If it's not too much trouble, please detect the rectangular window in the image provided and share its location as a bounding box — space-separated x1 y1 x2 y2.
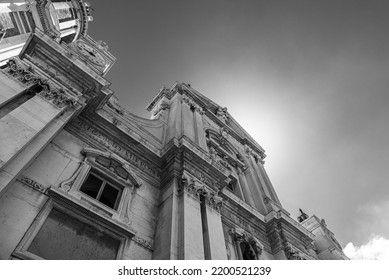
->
27 208 120 260
80 172 123 210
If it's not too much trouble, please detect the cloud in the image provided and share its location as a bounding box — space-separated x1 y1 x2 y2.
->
344 234 389 260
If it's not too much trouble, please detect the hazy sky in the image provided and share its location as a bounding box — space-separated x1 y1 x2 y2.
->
88 0 389 254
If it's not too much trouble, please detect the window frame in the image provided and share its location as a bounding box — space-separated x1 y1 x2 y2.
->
79 171 123 211
12 193 130 260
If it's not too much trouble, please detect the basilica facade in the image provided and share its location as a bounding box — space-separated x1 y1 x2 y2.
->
0 0 348 260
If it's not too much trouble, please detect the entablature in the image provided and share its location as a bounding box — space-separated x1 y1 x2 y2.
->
20 30 113 99
65 117 161 187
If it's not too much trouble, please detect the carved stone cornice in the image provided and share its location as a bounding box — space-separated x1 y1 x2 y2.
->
204 192 224 211
180 173 224 211
2 58 77 109
181 93 204 114
146 86 176 112
69 119 160 180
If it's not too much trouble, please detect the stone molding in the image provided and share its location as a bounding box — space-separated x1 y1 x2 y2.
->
244 144 266 163
132 236 154 251
284 243 309 260
17 176 47 193
70 119 160 179
229 227 264 258
181 93 204 114
180 174 223 211
2 58 77 109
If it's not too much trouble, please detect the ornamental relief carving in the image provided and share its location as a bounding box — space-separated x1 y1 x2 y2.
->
206 129 245 174
71 119 160 179
284 243 309 260
229 227 264 259
215 106 229 124
181 94 204 114
132 236 154 251
182 162 218 190
180 174 223 211
152 100 170 118
221 208 266 241
2 58 77 109
244 144 266 164
18 176 46 193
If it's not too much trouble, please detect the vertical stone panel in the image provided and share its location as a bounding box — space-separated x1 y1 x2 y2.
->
257 163 281 205
0 96 63 168
194 110 208 151
177 192 204 259
152 179 179 260
0 181 47 259
182 103 195 142
0 71 26 107
203 206 227 259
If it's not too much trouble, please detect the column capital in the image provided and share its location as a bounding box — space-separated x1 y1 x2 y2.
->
3 58 78 109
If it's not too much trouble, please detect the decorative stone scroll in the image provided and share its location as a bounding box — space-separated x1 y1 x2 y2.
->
132 236 154 251
3 58 77 109
152 100 170 117
107 95 124 115
18 176 46 193
181 94 204 114
244 144 266 163
181 174 224 211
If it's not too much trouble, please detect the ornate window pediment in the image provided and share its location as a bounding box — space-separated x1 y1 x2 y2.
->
229 227 264 260
206 128 246 171
58 148 141 223
81 148 141 188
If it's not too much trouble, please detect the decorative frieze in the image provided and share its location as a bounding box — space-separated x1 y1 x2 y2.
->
18 176 46 193
221 208 266 240
71 119 160 179
132 236 154 251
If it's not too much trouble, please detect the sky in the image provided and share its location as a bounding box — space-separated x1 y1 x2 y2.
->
87 0 389 259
